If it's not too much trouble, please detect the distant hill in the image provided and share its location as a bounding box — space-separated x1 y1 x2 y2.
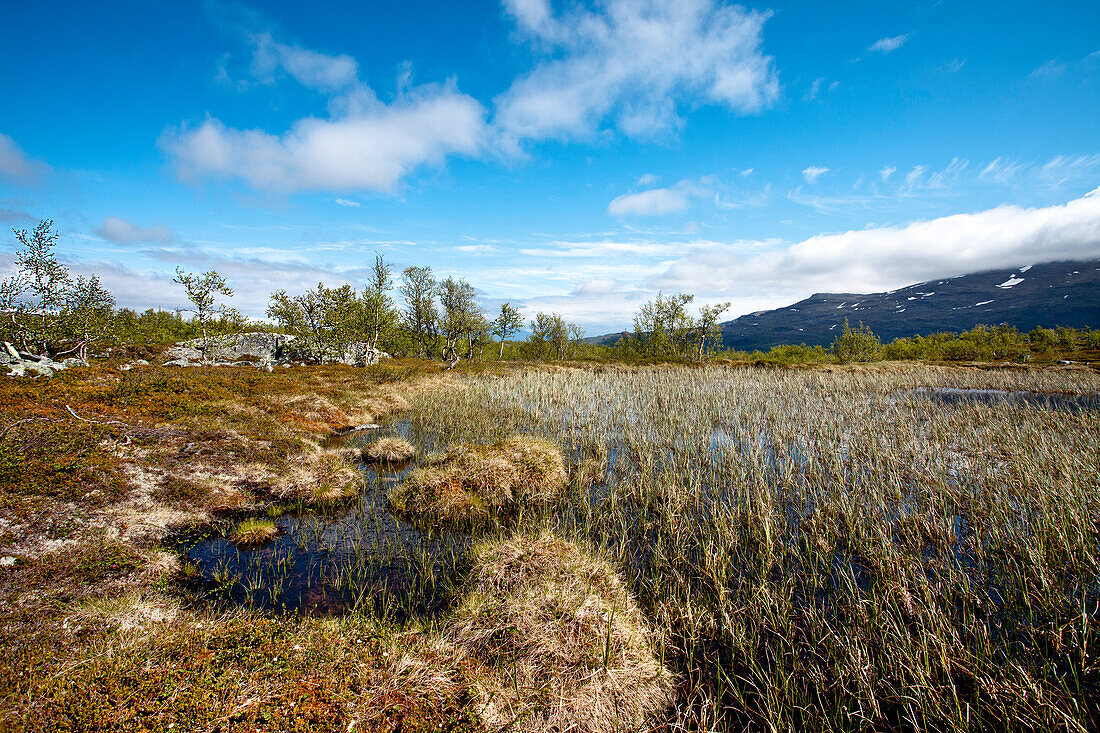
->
591 258 1100 352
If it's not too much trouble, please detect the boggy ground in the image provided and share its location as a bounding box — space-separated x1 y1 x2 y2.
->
0 359 481 731
1 357 1099 731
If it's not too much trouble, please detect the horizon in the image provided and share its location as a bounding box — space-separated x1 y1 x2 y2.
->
1 0 1099 335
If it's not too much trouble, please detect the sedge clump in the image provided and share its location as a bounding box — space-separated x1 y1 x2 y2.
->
361 436 417 463
441 533 673 732
388 436 566 528
231 518 278 547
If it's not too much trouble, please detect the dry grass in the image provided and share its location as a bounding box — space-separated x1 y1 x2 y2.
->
361 436 417 463
440 533 672 732
406 362 1100 730
389 436 567 527
272 448 363 505
231 518 279 547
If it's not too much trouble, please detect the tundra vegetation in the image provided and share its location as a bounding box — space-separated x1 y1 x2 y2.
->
3 221 1098 367
1 220 1099 731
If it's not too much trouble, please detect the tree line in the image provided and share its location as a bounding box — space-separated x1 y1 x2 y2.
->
0 220 592 364
3 220 1097 366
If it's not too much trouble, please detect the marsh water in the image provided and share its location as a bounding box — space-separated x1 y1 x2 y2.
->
176 421 475 616
912 386 1100 411
175 382 1099 615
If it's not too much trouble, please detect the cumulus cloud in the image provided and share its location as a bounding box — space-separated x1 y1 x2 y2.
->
496 0 779 147
655 187 1100 303
802 166 829 183
165 82 485 193
608 187 691 217
869 34 909 53
0 133 50 184
95 216 177 245
166 13 486 194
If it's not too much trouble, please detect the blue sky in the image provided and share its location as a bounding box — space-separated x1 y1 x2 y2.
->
1 0 1098 334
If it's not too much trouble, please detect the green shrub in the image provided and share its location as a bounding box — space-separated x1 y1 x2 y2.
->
832 320 881 363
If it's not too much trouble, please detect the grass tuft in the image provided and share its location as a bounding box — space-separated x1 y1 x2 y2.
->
361 436 417 463
442 533 673 732
389 436 567 528
273 448 363 505
231 518 278 547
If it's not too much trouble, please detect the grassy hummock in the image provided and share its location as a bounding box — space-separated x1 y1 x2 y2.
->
361 436 417 463
441 533 672 732
272 448 363 505
230 518 278 547
388 436 567 527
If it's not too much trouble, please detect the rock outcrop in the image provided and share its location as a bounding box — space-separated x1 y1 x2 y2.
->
164 332 388 368
2 342 87 378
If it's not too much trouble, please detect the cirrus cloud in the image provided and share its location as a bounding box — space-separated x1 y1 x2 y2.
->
869 34 909 53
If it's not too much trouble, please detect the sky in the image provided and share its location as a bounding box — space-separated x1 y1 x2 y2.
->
1 0 1098 335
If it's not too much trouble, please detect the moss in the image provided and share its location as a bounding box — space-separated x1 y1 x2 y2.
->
388 436 567 528
153 474 213 508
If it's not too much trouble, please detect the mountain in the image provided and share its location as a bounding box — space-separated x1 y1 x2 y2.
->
591 258 1100 352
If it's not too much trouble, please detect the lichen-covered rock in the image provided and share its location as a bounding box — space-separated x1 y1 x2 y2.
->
2 341 83 378
164 332 388 367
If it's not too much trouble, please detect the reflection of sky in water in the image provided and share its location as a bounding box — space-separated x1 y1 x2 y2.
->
178 377 1098 616
181 420 470 616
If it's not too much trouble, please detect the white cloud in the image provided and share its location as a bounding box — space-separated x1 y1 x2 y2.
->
455 244 501 255
571 277 619 296
165 82 485 193
334 198 361 207
635 173 659 186
250 32 359 92
976 155 1100 188
879 165 896 182
1038 155 1100 187
655 187 1100 304
944 58 966 74
167 16 486 194
978 157 1025 184
869 34 909 53
802 166 829 183
608 187 691 217
496 0 779 147
0 133 50 183
95 216 177 245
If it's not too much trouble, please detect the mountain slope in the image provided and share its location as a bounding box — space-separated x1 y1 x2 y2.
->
589 258 1100 351
715 259 1099 352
